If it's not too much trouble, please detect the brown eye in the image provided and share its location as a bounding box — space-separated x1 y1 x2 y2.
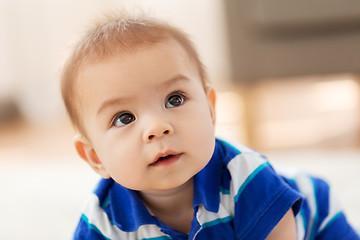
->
112 112 135 127
165 93 185 108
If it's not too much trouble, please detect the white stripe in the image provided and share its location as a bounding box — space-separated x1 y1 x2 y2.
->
196 204 232 227
193 150 267 237
195 192 234 227
318 187 343 232
295 212 306 240
293 174 317 240
82 194 167 240
220 191 235 216
227 153 268 199
192 193 233 240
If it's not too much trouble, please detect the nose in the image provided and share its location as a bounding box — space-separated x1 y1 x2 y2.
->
143 116 174 143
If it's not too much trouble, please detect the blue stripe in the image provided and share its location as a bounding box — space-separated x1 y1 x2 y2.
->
286 178 296 185
220 186 230 195
308 177 319 240
218 139 241 155
81 214 111 240
320 211 342 234
234 162 270 203
300 209 307 233
202 216 233 229
101 196 110 209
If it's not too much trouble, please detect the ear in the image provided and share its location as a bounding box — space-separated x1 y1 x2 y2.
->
74 135 111 179
206 87 216 125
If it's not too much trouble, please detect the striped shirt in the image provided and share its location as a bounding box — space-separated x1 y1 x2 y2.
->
73 139 359 239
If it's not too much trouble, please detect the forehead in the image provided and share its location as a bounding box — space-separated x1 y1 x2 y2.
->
75 39 200 111
78 40 198 88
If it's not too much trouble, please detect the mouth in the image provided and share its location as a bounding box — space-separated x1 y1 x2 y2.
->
150 152 182 167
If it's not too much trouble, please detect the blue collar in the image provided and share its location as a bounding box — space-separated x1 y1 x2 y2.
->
107 139 225 231
193 140 223 213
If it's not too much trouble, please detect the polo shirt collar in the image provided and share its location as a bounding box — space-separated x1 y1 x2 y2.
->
109 139 224 230
193 139 223 213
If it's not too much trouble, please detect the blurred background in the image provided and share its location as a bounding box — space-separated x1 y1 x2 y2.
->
0 0 359 239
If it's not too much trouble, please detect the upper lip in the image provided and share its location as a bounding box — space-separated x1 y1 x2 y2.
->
151 150 180 165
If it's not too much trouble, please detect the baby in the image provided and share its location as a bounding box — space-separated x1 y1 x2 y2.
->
61 12 359 240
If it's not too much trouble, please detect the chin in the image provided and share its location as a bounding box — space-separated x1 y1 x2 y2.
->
158 177 193 191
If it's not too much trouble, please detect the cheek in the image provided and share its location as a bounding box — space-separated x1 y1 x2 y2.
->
186 98 215 130
94 138 134 171
180 101 216 155
99 145 143 187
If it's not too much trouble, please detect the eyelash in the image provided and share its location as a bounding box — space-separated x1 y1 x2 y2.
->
165 91 187 109
110 90 187 128
111 111 135 127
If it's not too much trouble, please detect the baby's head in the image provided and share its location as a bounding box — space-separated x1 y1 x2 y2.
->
61 12 216 191
61 12 209 136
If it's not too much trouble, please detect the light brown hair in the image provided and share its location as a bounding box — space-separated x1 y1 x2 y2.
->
61 12 208 135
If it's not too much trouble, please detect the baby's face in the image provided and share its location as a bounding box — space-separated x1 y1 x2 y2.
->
76 40 216 192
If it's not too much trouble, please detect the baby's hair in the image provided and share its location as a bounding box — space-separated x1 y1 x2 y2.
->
61 11 208 135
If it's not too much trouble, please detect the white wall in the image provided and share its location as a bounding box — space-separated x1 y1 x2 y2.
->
0 0 231 125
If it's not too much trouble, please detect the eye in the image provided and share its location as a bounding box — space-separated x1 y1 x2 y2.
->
165 92 185 108
112 112 136 127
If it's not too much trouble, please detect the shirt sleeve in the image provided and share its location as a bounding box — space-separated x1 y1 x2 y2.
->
73 214 109 240
227 152 303 240
285 173 360 240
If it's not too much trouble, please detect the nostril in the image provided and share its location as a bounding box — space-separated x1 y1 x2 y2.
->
146 129 172 141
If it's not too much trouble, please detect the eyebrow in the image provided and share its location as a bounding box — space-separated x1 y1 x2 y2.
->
160 74 190 89
97 97 129 116
96 74 190 116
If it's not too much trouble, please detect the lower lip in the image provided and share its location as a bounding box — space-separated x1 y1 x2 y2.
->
150 154 182 167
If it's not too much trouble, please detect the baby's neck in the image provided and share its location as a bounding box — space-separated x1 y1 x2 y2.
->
139 178 194 233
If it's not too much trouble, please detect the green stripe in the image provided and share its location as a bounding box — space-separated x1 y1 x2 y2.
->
234 162 270 203
202 215 233 229
81 214 111 240
218 139 241 155
299 209 308 234
308 178 319 240
320 211 342 234
220 186 230 195
142 236 172 240
101 196 111 209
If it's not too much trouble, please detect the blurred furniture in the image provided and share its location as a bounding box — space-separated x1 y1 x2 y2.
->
224 0 360 83
223 1 360 149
